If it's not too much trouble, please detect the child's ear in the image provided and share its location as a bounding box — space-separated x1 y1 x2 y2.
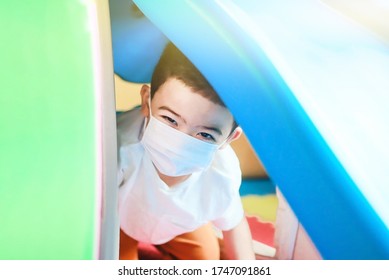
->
140 84 151 117
220 127 243 149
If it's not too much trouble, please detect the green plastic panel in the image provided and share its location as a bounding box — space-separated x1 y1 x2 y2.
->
0 1 98 259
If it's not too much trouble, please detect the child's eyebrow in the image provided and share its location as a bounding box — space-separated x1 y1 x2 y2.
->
158 106 186 123
199 126 223 136
159 105 223 136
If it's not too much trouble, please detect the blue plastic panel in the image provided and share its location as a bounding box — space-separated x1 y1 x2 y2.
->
109 0 168 83
132 0 389 259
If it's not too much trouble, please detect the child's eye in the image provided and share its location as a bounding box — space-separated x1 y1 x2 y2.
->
162 116 178 126
197 132 216 142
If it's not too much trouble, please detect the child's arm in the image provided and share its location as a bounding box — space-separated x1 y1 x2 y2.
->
222 217 256 260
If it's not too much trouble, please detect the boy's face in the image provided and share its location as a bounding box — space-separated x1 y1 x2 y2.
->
141 78 241 145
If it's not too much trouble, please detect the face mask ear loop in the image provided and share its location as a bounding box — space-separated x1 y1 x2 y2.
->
147 95 152 118
218 127 238 149
141 95 153 139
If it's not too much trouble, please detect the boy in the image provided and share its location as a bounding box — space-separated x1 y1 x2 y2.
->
117 43 255 260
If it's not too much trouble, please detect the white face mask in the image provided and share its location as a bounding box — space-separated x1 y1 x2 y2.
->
140 102 227 177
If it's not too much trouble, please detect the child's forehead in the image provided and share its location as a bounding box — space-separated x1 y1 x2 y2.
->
154 78 219 105
154 77 221 101
152 81 235 132
155 80 222 107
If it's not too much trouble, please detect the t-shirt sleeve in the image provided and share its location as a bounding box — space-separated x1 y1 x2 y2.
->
210 145 245 231
212 190 245 231
117 163 124 187
116 107 144 188
116 132 125 188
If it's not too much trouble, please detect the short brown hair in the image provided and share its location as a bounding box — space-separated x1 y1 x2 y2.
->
150 43 238 131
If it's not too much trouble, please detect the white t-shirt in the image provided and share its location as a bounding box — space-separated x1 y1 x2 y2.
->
117 108 244 244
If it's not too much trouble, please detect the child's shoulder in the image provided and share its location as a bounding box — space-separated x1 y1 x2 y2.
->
214 145 240 169
207 145 242 187
117 107 145 146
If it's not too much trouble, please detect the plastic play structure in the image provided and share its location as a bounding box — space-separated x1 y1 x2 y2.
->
1 0 388 259
0 0 117 259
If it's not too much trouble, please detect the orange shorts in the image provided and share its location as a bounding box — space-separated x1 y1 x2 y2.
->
120 223 225 260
